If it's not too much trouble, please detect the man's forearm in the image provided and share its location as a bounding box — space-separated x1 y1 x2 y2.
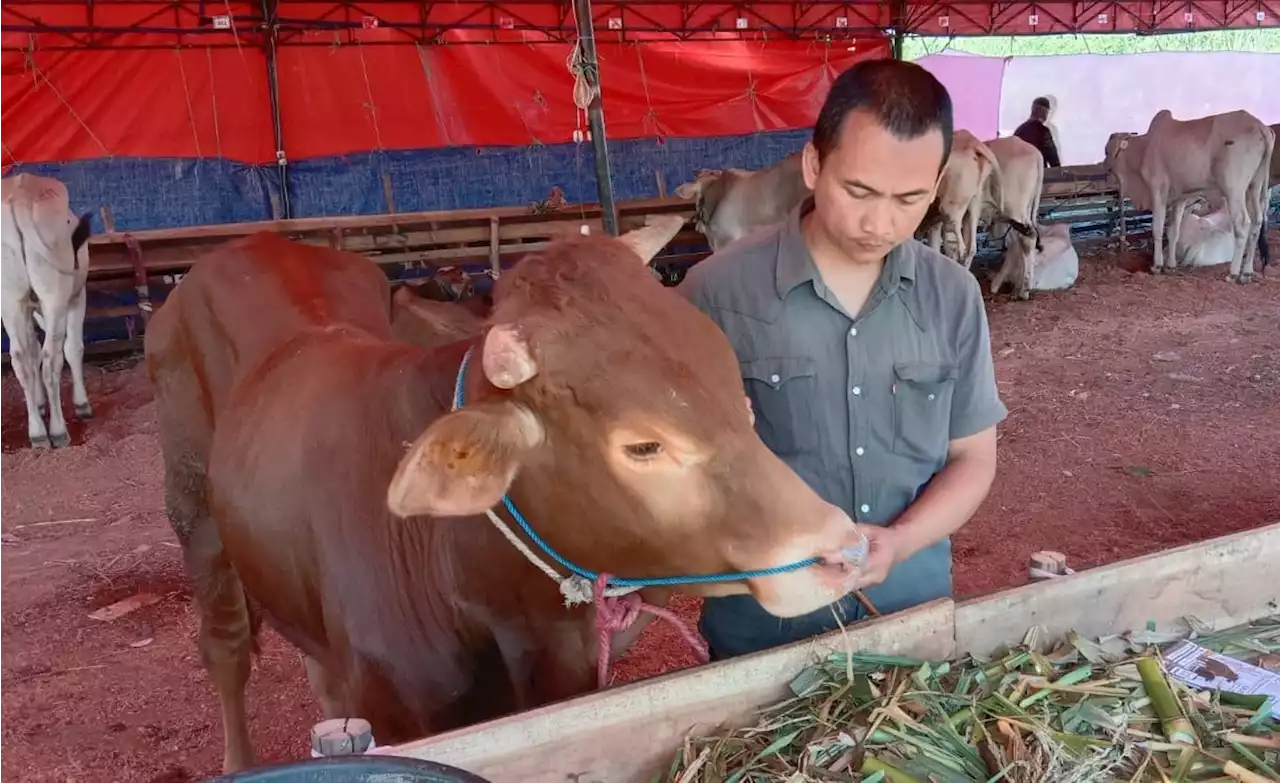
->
888 429 998 560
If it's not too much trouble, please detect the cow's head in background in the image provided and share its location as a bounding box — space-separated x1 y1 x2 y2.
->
1103 132 1153 211
676 168 733 235
387 216 866 618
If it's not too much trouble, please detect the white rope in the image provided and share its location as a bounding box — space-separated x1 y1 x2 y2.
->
174 48 203 159
565 42 599 112
356 40 386 151
23 48 111 156
450 374 640 606
205 48 224 158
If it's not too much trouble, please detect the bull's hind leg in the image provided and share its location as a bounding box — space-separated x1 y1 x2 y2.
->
172 475 258 772
154 350 257 772
1 290 51 448
303 655 346 719
32 295 72 447
64 285 92 419
1223 188 1251 284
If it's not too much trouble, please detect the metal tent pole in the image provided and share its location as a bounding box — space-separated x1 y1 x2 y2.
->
890 0 906 59
571 0 618 236
262 0 292 218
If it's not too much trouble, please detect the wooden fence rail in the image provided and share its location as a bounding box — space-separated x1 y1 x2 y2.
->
4 164 1148 362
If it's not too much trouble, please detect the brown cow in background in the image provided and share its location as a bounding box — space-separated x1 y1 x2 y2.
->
147 221 869 772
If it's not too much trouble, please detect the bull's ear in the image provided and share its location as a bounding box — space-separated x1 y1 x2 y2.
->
387 402 544 518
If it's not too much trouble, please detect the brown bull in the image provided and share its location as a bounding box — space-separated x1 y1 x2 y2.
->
147 222 867 773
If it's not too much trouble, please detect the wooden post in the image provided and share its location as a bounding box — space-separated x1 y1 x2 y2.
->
488 216 501 278
382 172 398 215
1117 180 1128 256
655 171 667 199
99 205 116 233
123 235 154 325
1029 550 1071 582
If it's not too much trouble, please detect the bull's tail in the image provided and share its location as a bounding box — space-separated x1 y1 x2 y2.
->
1255 125 1275 271
973 141 1004 218
71 212 93 256
1030 161 1045 251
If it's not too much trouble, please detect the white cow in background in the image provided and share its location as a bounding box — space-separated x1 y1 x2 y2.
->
1104 109 1273 282
2 174 95 448
984 135 1045 299
1170 193 1239 268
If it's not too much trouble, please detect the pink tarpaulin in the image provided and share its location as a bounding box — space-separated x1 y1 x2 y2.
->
916 53 1009 142
997 51 1280 166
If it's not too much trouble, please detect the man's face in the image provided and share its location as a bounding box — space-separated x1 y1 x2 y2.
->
802 108 944 265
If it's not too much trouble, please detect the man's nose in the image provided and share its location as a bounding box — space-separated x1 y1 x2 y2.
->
859 198 896 239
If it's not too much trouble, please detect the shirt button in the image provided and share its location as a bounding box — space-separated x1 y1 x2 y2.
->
860 503 871 514
770 374 780 383
851 386 862 396
928 393 936 401
849 327 858 337
855 446 865 456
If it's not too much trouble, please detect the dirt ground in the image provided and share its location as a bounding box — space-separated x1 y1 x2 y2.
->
3 249 1278 782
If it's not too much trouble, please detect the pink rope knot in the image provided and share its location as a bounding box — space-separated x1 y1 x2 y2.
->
592 573 710 689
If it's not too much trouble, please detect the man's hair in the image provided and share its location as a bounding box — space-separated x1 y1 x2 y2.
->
1032 96 1052 110
812 58 953 169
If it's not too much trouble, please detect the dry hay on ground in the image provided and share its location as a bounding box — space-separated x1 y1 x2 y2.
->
2 251 1277 782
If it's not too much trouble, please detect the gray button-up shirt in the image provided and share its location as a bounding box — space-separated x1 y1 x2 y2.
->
679 200 1007 658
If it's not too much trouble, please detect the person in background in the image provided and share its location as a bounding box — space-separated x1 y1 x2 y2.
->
678 59 1006 660
1013 96 1062 168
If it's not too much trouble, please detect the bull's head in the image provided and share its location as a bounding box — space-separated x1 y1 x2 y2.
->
386 216 865 618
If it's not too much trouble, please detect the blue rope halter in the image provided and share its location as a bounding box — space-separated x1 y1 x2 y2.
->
453 345 854 591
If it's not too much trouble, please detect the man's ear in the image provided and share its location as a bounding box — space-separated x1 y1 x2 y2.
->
387 403 544 518
801 141 821 191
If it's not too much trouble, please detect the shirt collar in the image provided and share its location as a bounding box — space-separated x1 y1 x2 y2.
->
774 197 918 301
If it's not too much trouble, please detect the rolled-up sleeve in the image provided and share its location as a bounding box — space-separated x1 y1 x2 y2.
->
949 276 1007 440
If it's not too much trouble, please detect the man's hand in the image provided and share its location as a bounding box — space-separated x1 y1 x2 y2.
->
852 426 1000 591
851 523 906 590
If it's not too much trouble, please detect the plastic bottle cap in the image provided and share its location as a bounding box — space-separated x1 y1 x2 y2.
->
310 718 374 756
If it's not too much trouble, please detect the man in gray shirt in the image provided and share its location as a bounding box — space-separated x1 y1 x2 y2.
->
679 59 1007 659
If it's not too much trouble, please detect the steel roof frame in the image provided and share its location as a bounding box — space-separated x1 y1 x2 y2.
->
4 1 1278 50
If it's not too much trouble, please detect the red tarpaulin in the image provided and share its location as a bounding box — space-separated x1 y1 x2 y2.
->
2 40 884 164
3 1 1278 166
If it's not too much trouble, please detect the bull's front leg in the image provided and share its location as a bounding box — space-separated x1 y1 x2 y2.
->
1149 189 1169 274
962 204 981 270
1165 201 1187 271
928 221 943 254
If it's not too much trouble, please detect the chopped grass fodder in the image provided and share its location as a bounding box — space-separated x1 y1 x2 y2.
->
663 616 1279 782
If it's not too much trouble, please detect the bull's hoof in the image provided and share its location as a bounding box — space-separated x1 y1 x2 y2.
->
50 430 71 448
1237 272 1254 285
31 435 52 450
1151 266 1164 275
1226 273 1239 283
75 403 93 420
1018 290 1031 301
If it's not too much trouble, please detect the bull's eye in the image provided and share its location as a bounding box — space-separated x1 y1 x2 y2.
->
623 441 664 460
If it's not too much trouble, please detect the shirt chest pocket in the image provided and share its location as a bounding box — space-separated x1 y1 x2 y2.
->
892 361 958 464
741 357 818 457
